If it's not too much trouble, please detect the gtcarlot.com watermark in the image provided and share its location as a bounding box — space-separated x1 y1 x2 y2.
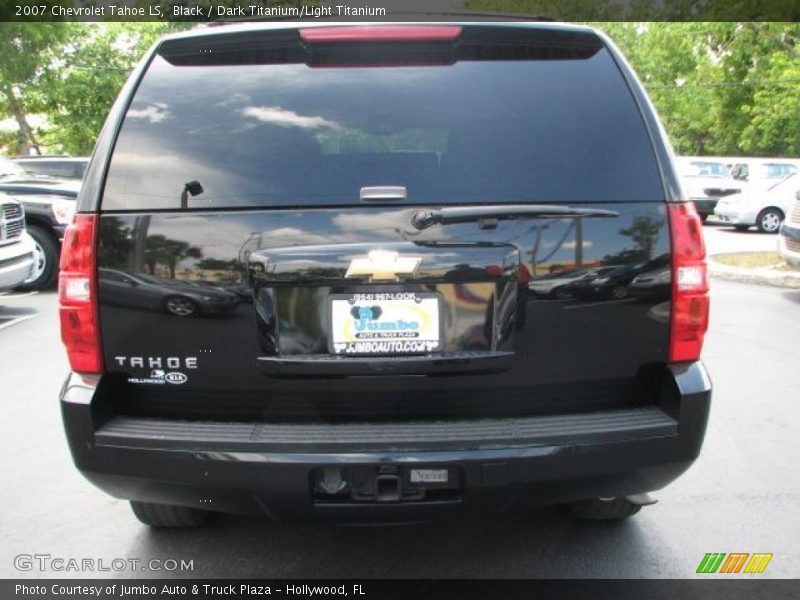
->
14 553 194 573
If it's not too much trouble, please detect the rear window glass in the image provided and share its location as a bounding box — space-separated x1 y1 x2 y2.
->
733 162 797 180
683 161 729 178
764 163 797 178
102 35 663 210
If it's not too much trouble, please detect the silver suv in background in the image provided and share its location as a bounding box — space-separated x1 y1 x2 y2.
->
675 156 740 222
0 156 79 290
0 195 36 293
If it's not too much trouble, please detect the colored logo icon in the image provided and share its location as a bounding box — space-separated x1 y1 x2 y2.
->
696 553 773 574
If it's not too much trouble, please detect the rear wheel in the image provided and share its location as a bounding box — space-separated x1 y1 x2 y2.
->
17 225 58 291
734 225 750 232
756 208 783 233
163 295 198 317
610 285 629 300
550 286 572 300
567 497 643 520
130 501 211 528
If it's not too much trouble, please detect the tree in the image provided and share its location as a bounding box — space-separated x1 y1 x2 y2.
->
144 234 202 278
196 258 241 271
38 23 179 155
464 4 800 157
595 22 800 157
98 217 133 269
738 32 800 155
0 23 73 154
0 21 184 156
619 215 664 261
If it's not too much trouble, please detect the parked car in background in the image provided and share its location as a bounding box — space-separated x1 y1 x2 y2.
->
99 268 240 317
715 171 797 233
778 189 800 267
0 196 37 293
628 257 672 300
527 267 597 298
0 156 80 289
11 156 90 181
674 156 740 222
529 266 618 299
560 262 644 300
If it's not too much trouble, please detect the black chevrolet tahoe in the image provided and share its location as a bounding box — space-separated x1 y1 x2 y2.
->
59 22 711 528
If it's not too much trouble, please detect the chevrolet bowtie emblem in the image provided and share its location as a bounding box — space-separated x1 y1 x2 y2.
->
345 250 422 281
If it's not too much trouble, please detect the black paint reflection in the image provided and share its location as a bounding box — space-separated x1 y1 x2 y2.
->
98 268 239 317
248 242 519 356
525 213 668 303
528 267 604 299
96 203 674 398
556 257 669 301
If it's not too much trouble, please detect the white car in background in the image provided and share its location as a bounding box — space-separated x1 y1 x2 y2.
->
715 172 797 233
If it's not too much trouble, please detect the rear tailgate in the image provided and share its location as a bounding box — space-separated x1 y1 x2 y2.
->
94 24 674 422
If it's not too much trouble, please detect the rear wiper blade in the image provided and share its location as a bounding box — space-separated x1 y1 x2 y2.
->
411 204 619 230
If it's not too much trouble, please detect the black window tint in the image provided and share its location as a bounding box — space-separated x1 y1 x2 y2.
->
102 44 663 210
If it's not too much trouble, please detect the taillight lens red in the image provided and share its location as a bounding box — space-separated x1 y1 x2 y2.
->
300 25 462 44
58 214 103 373
668 202 709 363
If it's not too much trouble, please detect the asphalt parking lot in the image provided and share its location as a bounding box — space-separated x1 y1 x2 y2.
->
0 225 797 579
702 220 782 255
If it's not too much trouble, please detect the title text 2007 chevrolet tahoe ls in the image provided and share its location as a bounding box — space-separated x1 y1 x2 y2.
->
59 22 711 527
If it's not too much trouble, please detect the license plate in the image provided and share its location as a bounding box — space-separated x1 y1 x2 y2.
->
410 469 449 483
328 291 442 355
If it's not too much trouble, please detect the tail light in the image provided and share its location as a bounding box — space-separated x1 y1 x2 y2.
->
59 214 103 373
667 202 709 363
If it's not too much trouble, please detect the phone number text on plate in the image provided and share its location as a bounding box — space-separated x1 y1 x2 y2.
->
350 292 421 302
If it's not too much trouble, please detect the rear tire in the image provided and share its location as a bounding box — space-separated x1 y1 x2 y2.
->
610 285 629 300
567 497 643 520
734 225 750 231
17 225 58 291
163 295 198 317
130 501 211 528
756 208 783 233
